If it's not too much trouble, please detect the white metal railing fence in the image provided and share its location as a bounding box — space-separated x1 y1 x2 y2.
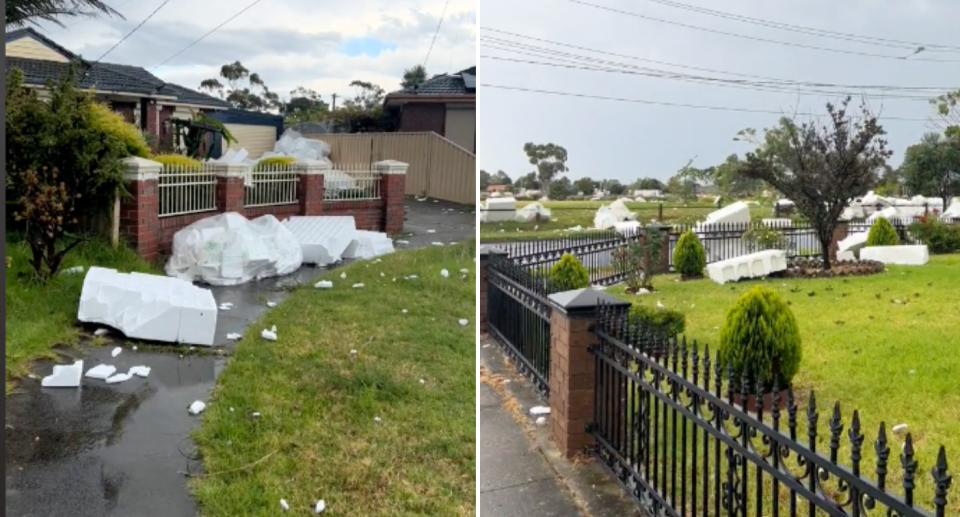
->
244 163 299 207
159 164 218 217
325 164 381 202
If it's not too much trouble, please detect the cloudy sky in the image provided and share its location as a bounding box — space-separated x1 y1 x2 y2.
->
34 0 475 105
478 0 960 185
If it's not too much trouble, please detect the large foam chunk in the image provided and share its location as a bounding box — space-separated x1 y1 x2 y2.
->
78 267 217 346
343 230 395 260
283 216 358 265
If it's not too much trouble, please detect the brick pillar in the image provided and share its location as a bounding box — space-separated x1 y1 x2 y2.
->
374 160 408 234
119 157 162 261
547 289 631 458
294 159 330 216
210 163 248 214
478 246 508 334
145 101 160 138
829 222 849 261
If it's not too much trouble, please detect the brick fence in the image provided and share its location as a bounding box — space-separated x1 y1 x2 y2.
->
119 157 407 262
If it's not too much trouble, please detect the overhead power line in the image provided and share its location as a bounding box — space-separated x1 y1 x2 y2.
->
480 83 931 122
423 0 451 68
556 0 960 63
149 0 265 72
634 0 960 53
91 0 171 64
478 29 956 92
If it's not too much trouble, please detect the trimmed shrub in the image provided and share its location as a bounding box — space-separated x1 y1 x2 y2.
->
741 225 787 251
88 102 151 158
910 216 960 254
152 154 203 168
549 253 590 291
672 230 706 278
719 286 802 392
255 156 297 171
629 303 685 343
866 217 899 246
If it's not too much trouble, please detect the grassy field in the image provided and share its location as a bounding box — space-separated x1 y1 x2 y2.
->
4 236 158 393
191 242 476 517
479 200 776 242
609 254 960 513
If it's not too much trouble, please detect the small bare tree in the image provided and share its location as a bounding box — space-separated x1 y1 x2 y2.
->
736 97 892 269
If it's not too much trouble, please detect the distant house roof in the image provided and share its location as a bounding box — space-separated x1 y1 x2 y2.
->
5 28 230 109
486 184 507 192
384 66 476 105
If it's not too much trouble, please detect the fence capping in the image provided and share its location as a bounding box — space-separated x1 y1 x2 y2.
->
293 159 332 175
207 162 248 178
478 245 509 258
548 288 631 317
372 160 409 175
122 156 161 182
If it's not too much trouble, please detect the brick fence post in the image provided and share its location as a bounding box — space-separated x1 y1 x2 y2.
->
546 289 632 458
295 159 330 216
374 160 408 234
830 222 849 261
478 245 508 334
210 162 248 214
119 157 162 261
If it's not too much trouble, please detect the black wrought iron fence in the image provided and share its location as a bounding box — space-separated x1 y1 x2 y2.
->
588 302 953 517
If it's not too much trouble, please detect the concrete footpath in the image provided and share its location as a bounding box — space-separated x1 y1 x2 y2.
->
478 339 644 517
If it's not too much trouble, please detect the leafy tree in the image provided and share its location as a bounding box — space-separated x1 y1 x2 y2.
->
6 0 123 28
548 177 572 200
665 174 697 202
490 170 512 186
200 61 281 112
931 90 960 132
282 87 329 123
523 142 568 189
632 177 665 191
900 132 960 211
479 169 491 191
401 65 428 89
712 154 762 198
574 177 596 195
607 180 626 196
514 172 540 191
328 80 397 133
736 97 891 269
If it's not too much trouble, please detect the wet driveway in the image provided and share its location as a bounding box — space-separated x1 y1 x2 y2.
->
4 198 475 517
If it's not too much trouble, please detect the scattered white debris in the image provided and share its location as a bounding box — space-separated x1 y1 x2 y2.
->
892 424 909 435
266 301 277 308
262 328 278 341
432 242 444 246
280 499 290 511
458 319 469 326
314 280 333 289
229 407 234 412
93 328 110 337
85 364 117 380
63 265 85 274
252 412 261 418
656 301 665 309
315 499 326 513
402 309 408 314
188 401 206 415
111 347 122 358
535 416 547 425
440 269 449 278
340 272 347 279
481 344 491 348
132 346 138 351
460 269 469 274
419 378 426 384
530 406 551 415
427 229 437 233
396 240 409 245
219 303 233 311
226 333 242 340
105 372 132 384
129 365 151 378
352 283 364 288
374 416 382 423
380 272 385 277
349 349 358 356
409 275 419 279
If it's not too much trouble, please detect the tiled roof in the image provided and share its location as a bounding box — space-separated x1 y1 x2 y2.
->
386 66 477 98
5 28 230 108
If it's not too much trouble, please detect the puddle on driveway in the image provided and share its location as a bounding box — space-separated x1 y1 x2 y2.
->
4 266 322 517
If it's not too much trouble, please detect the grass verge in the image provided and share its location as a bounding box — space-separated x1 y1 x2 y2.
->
4 236 159 393
610 254 960 513
191 241 476 517
480 200 775 242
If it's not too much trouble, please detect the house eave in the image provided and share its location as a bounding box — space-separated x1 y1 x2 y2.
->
384 94 476 106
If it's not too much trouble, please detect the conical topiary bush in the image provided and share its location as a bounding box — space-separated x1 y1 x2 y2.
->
866 216 900 247
672 230 706 279
549 253 590 291
719 286 802 393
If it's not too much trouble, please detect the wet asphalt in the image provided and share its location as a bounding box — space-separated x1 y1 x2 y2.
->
4 199 475 517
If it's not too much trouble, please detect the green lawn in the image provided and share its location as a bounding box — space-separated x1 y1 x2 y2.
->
611 254 960 513
191 242 476 517
479 200 775 242
4 236 158 393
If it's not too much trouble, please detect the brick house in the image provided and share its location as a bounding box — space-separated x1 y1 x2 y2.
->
383 66 476 153
5 28 231 147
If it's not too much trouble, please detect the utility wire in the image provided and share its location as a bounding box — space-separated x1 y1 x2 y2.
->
149 0 265 72
90 0 171 64
478 29 955 92
556 0 960 63
634 0 960 52
480 83 931 121
423 0 451 68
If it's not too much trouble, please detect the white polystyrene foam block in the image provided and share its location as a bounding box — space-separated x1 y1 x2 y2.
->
704 201 751 224
707 250 787 285
860 245 929 266
343 230 395 260
481 197 516 222
77 267 217 346
284 216 358 265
